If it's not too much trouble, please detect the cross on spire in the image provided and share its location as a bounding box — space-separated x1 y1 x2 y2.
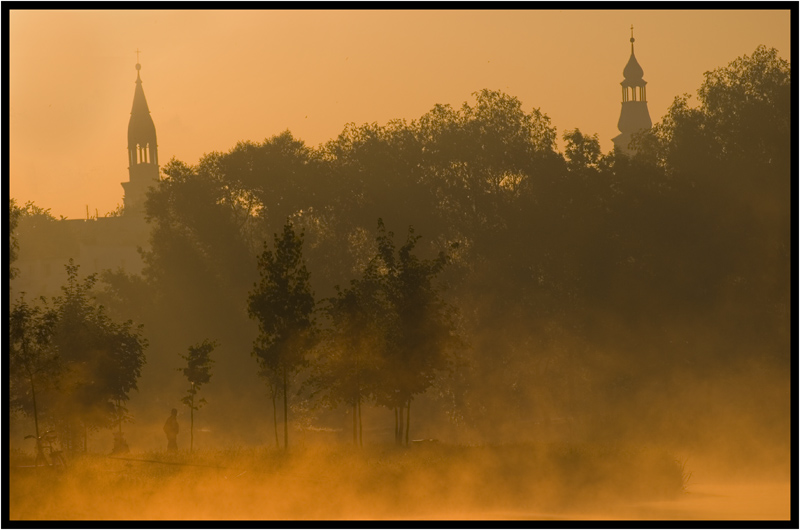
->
136 48 141 63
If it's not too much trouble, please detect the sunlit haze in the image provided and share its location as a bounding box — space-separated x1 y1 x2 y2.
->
8 8 792 522
9 9 789 219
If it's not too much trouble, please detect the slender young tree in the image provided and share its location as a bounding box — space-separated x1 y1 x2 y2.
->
179 340 216 453
9 199 22 281
9 295 60 460
50 260 147 453
312 273 387 447
248 221 316 450
369 219 459 445
106 317 149 451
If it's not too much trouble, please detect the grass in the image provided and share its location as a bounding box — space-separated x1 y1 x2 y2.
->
8 441 688 520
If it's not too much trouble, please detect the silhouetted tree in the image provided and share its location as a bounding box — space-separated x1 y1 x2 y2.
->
415 89 561 240
311 272 387 446
179 339 216 453
73 46 787 449
248 221 316 450
11 202 62 286
698 45 790 171
620 46 790 329
139 132 327 435
9 294 60 454
9 199 22 281
50 261 147 452
322 120 430 235
144 158 257 341
563 129 602 173
369 220 458 445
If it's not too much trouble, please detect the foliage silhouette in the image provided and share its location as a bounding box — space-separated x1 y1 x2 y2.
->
50 261 147 452
9 199 22 280
19 45 785 449
179 339 216 453
311 271 387 447
248 221 316 450
367 219 459 445
9 294 60 455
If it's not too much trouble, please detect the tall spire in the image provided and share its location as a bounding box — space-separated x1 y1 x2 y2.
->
122 54 159 215
130 57 152 120
612 28 652 154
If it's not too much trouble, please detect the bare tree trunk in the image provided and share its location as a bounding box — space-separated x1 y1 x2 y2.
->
405 399 410 446
352 401 358 445
117 399 123 436
29 374 43 464
358 396 363 448
354 362 359 446
356 356 362 448
397 406 405 446
282 365 288 451
272 389 279 449
190 390 194 453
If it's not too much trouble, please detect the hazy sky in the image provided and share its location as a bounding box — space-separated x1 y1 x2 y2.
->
9 9 790 219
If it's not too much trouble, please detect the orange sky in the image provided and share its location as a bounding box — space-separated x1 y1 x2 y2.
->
9 9 790 220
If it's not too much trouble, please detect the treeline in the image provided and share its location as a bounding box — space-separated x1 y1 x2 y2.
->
9 260 146 453
10 46 790 451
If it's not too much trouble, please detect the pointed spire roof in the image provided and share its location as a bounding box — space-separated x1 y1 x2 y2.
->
622 25 645 84
131 64 151 114
128 60 157 147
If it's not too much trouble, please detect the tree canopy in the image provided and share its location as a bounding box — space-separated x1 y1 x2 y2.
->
248 221 316 449
15 45 786 450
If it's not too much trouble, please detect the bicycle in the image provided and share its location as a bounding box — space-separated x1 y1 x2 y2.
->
24 430 67 468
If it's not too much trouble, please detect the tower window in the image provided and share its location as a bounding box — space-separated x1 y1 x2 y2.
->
134 144 150 164
622 86 646 103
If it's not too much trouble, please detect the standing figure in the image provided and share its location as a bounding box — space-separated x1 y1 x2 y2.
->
163 408 179 452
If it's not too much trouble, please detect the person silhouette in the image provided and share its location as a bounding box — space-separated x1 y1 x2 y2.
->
163 408 179 452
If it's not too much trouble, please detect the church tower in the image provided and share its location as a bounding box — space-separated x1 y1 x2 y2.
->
612 27 652 153
122 58 159 215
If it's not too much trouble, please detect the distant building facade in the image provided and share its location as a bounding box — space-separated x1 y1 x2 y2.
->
612 28 653 153
13 62 159 297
